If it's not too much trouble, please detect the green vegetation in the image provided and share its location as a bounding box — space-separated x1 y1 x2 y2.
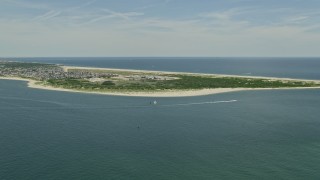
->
67 68 159 76
1 61 319 93
46 79 116 90
45 74 319 92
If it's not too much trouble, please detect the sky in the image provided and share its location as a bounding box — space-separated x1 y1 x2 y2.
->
0 0 320 57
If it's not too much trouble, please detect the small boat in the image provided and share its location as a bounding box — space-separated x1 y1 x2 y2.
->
153 100 157 105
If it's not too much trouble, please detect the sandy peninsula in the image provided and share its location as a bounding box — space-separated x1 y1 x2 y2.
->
0 76 241 96
62 66 320 83
1 65 320 97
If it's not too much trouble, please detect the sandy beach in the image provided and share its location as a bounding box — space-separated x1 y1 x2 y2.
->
1 75 320 97
62 66 320 83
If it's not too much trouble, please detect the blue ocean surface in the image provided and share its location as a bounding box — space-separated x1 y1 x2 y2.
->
1 58 320 179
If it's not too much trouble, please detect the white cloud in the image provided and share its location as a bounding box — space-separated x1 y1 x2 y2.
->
101 9 144 20
32 10 62 21
286 16 309 22
1 2 320 57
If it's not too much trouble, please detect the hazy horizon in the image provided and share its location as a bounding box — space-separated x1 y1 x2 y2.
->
2 56 320 58
1 0 320 57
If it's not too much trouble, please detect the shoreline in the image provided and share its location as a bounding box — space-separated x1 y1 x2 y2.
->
1 76 320 97
62 66 320 83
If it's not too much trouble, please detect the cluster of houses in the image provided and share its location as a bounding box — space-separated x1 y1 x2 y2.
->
0 62 118 81
0 61 173 82
126 75 169 81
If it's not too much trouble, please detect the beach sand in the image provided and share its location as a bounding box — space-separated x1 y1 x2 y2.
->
2 65 320 97
1 76 320 97
62 66 320 83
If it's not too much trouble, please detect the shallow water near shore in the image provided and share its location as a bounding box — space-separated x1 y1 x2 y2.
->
1 58 320 179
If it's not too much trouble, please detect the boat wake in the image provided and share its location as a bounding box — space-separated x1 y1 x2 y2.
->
0 99 238 110
159 100 237 107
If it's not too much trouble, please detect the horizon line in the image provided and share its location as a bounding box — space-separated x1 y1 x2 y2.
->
1 56 320 59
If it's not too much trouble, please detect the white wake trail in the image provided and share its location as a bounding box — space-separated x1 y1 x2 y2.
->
159 100 237 107
0 99 238 110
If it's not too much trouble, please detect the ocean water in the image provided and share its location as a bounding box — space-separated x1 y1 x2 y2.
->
1 58 320 179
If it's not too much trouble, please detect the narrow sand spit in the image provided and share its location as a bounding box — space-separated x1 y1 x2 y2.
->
1 76 320 97
62 65 320 83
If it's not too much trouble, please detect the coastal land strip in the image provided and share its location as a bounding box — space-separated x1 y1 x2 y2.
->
1 61 320 97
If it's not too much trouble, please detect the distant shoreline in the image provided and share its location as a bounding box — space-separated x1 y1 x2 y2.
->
62 66 320 83
1 65 320 97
